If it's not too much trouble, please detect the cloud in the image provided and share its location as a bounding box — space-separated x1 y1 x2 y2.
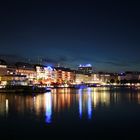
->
0 54 27 64
101 61 128 67
93 56 140 71
40 56 73 67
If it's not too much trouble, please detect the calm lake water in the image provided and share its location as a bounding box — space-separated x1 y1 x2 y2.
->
0 87 140 140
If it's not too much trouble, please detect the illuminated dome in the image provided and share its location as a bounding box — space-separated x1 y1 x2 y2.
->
79 64 92 67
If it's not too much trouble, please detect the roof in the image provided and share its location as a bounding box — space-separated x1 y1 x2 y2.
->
54 67 74 72
15 62 35 69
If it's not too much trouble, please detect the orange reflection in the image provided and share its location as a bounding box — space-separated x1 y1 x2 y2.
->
0 87 140 122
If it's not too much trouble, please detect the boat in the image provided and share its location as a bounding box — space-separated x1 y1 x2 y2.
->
0 85 51 94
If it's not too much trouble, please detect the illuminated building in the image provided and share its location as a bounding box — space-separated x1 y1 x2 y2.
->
1 75 27 85
0 60 7 85
0 59 7 75
55 67 75 85
98 72 111 83
75 71 101 84
15 62 37 85
88 74 100 83
75 72 89 84
75 72 109 85
1 63 28 85
0 64 27 86
36 65 56 86
78 64 93 75
119 71 140 81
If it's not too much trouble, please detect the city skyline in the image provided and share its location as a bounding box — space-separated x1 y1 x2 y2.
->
0 0 140 72
1 1 140 139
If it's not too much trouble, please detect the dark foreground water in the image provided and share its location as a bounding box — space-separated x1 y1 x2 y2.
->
0 87 140 140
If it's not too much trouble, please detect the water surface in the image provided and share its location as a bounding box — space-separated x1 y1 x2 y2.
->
0 87 140 139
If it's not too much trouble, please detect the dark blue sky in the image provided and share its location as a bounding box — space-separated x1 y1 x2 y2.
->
0 0 140 72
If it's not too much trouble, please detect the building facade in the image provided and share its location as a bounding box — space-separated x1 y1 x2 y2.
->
118 71 140 81
55 67 75 85
0 60 7 85
15 62 37 85
36 65 56 86
78 64 93 75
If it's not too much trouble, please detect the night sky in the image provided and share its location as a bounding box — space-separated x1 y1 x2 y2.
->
0 0 140 72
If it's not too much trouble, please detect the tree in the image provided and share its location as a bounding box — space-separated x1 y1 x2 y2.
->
110 79 115 85
116 80 120 85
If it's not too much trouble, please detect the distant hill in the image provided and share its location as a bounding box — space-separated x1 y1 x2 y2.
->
0 54 36 65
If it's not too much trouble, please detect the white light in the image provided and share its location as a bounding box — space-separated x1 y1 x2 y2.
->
6 99 8 115
0 65 7 68
85 64 92 67
45 93 52 124
79 64 92 67
78 89 82 118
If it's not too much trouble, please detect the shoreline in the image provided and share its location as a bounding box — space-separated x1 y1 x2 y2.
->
0 85 139 94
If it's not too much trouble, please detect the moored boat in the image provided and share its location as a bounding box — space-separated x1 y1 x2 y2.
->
0 85 51 94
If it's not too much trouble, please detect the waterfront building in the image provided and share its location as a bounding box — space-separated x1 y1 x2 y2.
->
75 72 89 84
1 75 27 85
109 73 119 83
98 72 111 83
4 64 28 85
78 64 93 75
119 71 140 81
15 62 37 85
75 73 103 84
89 74 101 83
0 60 7 85
36 65 56 86
55 67 75 85
0 59 7 75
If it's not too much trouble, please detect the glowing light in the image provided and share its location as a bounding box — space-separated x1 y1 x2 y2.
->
85 64 92 67
79 64 92 67
33 97 36 104
6 99 8 115
87 87 92 92
87 89 92 119
0 65 7 68
78 89 82 119
45 92 52 124
46 66 53 71
92 91 97 108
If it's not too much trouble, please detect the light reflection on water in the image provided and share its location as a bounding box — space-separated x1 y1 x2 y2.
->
45 92 52 124
78 89 82 118
5 99 8 116
0 87 140 124
87 88 92 119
